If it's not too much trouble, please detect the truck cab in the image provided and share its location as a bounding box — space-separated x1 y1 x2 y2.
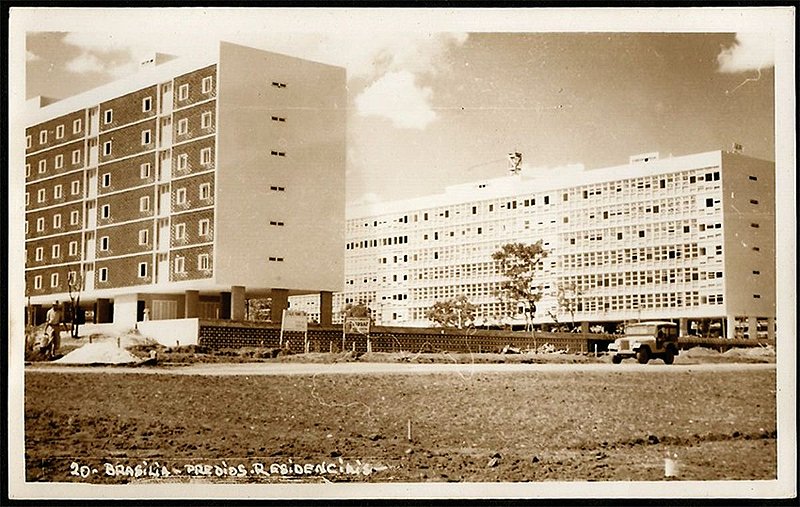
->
608 321 679 364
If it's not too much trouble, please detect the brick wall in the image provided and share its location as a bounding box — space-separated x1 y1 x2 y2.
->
98 152 158 195
26 110 85 155
174 65 217 108
171 172 214 212
26 202 83 240
98 119 157 163
172 137 216 178
170 208 214 248
173 101 216 143
169 244 213 282
95 253 153 289
26 171 84 212
96 219 155 258
26 140 85 184
25 262 82 297
99 85 158 132
97 186 156 225
26 232 83 268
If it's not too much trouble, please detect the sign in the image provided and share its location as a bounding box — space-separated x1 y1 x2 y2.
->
343 318 370 335
281 310 308 332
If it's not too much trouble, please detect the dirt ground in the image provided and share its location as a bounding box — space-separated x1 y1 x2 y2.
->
24 366 776 484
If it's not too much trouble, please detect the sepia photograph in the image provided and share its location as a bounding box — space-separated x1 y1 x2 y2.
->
6 6 796 500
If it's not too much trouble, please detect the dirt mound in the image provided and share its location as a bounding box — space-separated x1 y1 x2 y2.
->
55 341 142 365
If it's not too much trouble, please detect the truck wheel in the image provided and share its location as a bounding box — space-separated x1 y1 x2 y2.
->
636 347 650 364
612 355 622 364
662 350 675 365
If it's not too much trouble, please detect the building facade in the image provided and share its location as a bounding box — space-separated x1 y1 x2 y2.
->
291 149 775 340
24 42 346 329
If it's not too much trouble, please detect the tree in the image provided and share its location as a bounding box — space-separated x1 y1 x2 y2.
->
342 302 372 321
426 295 476 329
492 241 548 330
67 271 84 338
547 282 582 331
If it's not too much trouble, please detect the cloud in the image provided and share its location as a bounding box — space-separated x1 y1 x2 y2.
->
65 52 106 74
26 50 40 61
355 71 438 129
717 33 774 73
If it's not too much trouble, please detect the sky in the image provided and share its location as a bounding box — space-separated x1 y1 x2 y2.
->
21 9 779 208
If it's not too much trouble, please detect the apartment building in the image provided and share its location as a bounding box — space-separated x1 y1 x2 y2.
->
291 149 775 340
24 42 346 330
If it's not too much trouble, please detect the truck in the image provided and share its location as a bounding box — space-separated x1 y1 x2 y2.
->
608 321 679 364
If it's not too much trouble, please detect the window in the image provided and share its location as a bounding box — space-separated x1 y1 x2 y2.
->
103 141 112 156
72 149 81 164
202 76 213 93
142 96 152 112
177 118 188 135
748 175 758 181
101 173 111 187
198 219 210 236
178 84 189 101
201 111 212 128
53 213 61 228
52 244 61 258
269 186 285 192
176 188 187 205
140 162 151 179
99 268 108 282
141 129 151 145
35 247 44 261
270 151 286 157
73 118 82 134
705 198 714 207
25 192 29 206
39 130 47 144
271 81 287 88
271 116 286 122
54 184 63 199
100 236 109 251
139 229 149 245
69 241 78 256
198 254 210 270
175 223 186 239
639 230 645 238
750 223 760 228
70 210 80 225
26 164 31 177
55 154 64 169
544 195 550 205
37 188 46 203
140 195 151 212
56 124 65 139
174 256 186 273
199 182 211 199
177 153 188 170
37 217 45 232
51 273 59 288
38 160 46 173
104 109 113 124
138 262 148 278
200 148 212 165
34 275 43 290
26 135 32 149
71 180 81 195
101 204 110 219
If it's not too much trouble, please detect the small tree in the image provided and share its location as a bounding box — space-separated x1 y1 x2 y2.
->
492 241 548 331
426 295 476 329
67 271 84 338
342 302 372 322
548 282 581 331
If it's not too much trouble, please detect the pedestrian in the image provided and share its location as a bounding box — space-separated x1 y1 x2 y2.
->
45 301 62 358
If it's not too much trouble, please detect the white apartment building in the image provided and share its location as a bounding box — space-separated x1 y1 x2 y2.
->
290 149 775 340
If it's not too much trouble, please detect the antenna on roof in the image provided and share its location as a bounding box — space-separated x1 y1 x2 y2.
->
508 151 523 175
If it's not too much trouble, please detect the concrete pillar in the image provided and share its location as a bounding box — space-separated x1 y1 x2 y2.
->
231 286 246 321
747 316 758 340
320 291 333 326
271 288 289 323
185 290 199 318
679 318 688 337
581 321 590 334
96 298 112 324
768 317 775 341
725 315 736 340
219 292 232 320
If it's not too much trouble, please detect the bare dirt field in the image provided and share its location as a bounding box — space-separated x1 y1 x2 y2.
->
24 363 776 484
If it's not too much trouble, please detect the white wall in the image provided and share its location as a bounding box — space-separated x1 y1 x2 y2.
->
137 318 199 347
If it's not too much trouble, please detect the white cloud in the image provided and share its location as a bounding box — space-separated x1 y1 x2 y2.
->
717 33 774 73
26 50 40 61
355 71 437 130
65 52 106 74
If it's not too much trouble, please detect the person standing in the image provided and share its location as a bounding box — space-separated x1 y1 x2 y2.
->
45 301 62 358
